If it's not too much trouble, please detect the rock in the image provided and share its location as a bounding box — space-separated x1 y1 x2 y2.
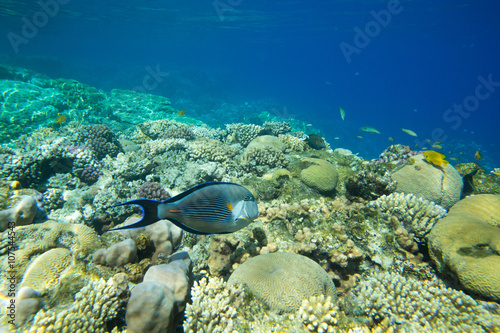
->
125 251 192 333
0 195 38 231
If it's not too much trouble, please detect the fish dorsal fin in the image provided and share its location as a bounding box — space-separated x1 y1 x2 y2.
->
163 181 241 203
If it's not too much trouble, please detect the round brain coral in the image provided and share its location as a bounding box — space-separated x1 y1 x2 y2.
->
391 153 462 209
20 248 72 293
227 252 337 312
427 194 500 301
299 158 338 193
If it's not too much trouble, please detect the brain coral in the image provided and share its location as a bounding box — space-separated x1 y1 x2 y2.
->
427 194 500 301
227 252 337 312
299 158 338 193
20 248 72 293
391 153 462 208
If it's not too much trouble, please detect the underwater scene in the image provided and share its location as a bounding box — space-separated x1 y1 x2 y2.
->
1 0 500 332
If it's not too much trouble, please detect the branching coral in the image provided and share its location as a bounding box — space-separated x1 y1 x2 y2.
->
346 271 500 332
26 273 129 333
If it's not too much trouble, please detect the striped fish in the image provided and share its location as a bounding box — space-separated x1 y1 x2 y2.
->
109 182 259 234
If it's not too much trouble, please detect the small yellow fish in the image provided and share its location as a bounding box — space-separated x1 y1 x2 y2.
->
177 110 186 116
357 135 363 139
401 128 417 137
55 115 67 124
388 137 394 142
334 137 339 140
423 150 449 167
426 139 431 143
339 105 346 121
306 124 312 127
432 144 443 149
475 150 482 160
449 157 460 161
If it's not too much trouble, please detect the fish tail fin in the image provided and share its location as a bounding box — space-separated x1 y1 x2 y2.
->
108 199 161 231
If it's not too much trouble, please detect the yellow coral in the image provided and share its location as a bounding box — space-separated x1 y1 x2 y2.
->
20 248 72 293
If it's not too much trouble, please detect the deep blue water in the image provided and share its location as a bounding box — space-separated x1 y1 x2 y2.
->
1 0 499 168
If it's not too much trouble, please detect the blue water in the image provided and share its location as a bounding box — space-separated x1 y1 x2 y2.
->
1 0 499 167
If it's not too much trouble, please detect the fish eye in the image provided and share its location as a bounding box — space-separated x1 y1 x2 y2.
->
244 195 254 201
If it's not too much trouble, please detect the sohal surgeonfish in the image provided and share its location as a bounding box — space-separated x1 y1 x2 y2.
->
109 182 259 234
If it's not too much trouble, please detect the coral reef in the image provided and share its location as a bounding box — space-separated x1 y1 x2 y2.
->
77 124 123 159
241 136 288 172
187 138 238 163
368 192 447 239
227 252 337 312
1 69 499 332
391 153 463 208
299 158 338 193
262 121 291 136
345 171 396 201
278 133 309 152
25 273 129 333
371 144 420 166
346 271 500 332
20 248 73 293
226 123 261 146
138 181 170 201
428 194 500 301
183 276 245 333
299 295 339 333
